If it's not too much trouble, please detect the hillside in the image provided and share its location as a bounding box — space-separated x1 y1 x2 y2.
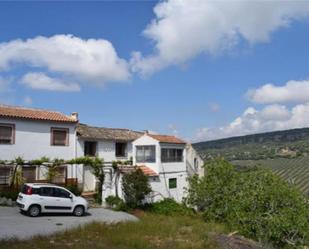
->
232 157 309 196
193 127 309 195
193 127 309 161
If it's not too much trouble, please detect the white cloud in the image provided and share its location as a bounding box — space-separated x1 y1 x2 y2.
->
21 72 81 92
247 80 309 104
0 34 130 86
195 104 309 141
131 0 309 75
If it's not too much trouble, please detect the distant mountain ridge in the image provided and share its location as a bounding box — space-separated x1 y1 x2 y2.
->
193 127 309 161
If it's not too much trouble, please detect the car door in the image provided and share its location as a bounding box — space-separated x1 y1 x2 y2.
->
52 187 74 213
39 187 56 212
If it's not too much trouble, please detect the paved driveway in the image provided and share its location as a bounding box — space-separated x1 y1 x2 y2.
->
0 207 138 240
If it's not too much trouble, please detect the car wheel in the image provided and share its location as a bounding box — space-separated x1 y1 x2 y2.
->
28 205 41 217
73 205 84 217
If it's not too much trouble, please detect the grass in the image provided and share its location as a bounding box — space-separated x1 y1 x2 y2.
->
0 213 225 249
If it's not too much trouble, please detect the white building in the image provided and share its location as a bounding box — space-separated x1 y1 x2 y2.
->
0 105 78 185
0 105 204 203
75 123 142 191
132 133 188 202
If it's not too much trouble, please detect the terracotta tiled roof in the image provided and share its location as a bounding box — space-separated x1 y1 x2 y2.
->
147 134 186 144
118 165 158 177
77 123 142 141
138 166 158 176
0 105 78 123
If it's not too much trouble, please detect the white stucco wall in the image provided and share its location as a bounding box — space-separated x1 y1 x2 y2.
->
77 139 133 162
77 138 134 192
132 134 188 202
149 172 188 202
0 118 76 161
132 135 160 173
186 144 205 177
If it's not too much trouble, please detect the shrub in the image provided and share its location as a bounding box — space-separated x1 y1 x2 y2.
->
105 196 128 211
122 168 152 208
186 158 309 248
65 184 82 196
147 198 195 216
94 192 102 204
0 189 19 200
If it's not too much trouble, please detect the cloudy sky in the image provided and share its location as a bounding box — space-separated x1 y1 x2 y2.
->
1 0 309 142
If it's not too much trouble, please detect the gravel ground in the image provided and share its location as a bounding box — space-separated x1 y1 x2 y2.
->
0 207 138 240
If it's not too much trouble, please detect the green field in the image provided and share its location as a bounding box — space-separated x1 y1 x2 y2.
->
232 157 309 195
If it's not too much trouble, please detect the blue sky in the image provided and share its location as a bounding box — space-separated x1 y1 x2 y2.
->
1 1 309 141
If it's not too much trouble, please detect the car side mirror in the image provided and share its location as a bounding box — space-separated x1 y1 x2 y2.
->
69 194 73 199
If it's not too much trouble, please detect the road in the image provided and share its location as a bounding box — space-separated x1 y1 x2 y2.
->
0 207 138 240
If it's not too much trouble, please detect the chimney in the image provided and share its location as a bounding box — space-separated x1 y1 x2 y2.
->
71 112 79 121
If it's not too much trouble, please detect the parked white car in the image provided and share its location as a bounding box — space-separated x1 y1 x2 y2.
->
16 183 89 217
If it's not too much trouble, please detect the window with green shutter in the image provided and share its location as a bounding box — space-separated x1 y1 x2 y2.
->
169 178 177 189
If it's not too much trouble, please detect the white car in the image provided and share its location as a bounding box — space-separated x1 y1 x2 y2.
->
16 183 89 217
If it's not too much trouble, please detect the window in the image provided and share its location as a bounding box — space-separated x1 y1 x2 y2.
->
161 148 183 163
136 146 156 163
0 124 15 144
116 142 127 157
40 187 54 197
169 178 177 189
51 128 69 146
54 188 70 198
84 141 97 156
0 167 11 185
194 158 198 171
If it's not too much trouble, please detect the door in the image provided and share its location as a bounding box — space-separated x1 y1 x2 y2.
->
83 166 96 192
22 166 36 182
39 187 56 212
52 187 73 212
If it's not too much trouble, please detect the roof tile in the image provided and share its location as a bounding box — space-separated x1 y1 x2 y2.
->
77 123 142 141
147 134 186 144
0 105 77 123
118 165 158 177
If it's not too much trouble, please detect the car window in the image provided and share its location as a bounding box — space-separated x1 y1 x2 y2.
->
32 188 40 195
40 187 54 197
53 188 70 198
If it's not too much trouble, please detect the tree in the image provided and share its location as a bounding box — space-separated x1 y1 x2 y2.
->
10 156 24 189
185 158 309 248
122 168 152 208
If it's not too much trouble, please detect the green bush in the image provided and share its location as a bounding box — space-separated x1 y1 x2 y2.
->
0 189 19 200
122 168 152 208
94 192 102 204
186 158 309 248
105 196 128 211
65 184 82 196
147 198 195 216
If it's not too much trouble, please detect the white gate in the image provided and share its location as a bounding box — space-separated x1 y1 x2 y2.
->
83 166 96 192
